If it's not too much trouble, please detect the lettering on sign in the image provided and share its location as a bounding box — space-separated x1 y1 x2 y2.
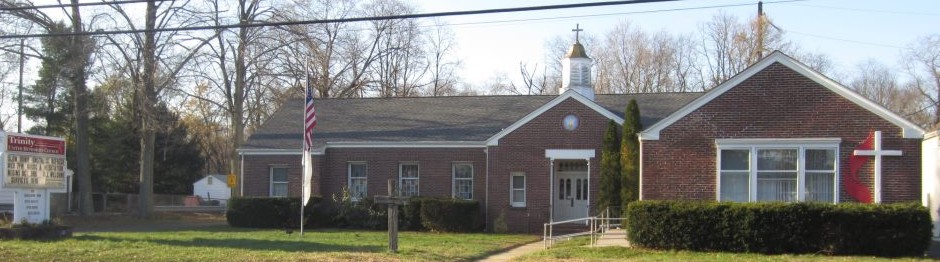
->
3 152 66 189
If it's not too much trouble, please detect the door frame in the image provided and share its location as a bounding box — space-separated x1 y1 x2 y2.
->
546 149 595 223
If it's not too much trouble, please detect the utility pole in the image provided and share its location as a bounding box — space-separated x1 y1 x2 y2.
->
755 1 765 59
17 38 25 133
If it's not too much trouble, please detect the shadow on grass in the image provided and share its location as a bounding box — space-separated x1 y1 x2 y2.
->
74 234 385 253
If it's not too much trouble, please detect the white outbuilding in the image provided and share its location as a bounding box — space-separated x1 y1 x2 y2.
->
193 175 230 206
923 131 939 239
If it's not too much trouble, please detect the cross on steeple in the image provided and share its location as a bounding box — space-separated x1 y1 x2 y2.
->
572 24 583 43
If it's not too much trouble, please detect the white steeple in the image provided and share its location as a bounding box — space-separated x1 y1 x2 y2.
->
561 24 594 101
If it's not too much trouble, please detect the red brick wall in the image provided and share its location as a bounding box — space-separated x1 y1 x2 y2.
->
317 148 486 200
243 149 485 199
489 98 610 233
642 62 922 203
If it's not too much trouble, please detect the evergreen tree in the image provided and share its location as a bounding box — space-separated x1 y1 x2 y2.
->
598 120 622 215
620 99 642 208
23 22 74 137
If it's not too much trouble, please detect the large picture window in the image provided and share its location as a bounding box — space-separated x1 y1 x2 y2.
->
718 139 838 203
453 163 473 200
511 172 525 207
270 167 288 197
348 162 368 200
399 163 419 197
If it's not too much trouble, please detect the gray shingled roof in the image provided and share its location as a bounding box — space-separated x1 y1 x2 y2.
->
240 93 701 150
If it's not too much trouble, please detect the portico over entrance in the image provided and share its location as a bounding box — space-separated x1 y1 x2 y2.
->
546 149 594 223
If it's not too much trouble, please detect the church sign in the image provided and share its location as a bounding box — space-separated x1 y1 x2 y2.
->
0 132 69 224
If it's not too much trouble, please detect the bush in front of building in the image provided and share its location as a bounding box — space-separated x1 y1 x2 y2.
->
419 197 483 233
226 197 324 228
625 201 931 257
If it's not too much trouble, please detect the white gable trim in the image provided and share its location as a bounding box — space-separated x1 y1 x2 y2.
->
640 51 925 141
485 90 624 146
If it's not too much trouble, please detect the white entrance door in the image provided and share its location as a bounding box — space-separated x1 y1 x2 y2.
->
553 161 588 222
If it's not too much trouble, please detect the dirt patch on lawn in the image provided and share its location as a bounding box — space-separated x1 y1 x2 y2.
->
60 212 228 232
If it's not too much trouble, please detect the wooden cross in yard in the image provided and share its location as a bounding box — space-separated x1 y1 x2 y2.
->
374 179 409 253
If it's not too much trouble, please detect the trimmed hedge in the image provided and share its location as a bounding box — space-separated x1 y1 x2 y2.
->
419 198 483 233
227 196 483 233
226 197 324 228
625 201 931 257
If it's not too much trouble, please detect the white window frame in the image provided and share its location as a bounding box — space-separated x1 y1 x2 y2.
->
269 166 288 197
348 162 368 200
453 162 473 200
716 138 840 203
510 172 526 207
399 162 419 197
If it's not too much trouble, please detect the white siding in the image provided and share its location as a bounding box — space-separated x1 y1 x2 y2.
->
923 132 939 239
0 190 13 205
193 176 231 205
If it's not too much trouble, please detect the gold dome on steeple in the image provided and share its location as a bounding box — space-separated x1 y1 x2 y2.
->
565 42 590 59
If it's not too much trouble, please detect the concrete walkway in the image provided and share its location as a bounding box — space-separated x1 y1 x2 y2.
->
478 229 631 261
477 240 546 262
592 229 630 247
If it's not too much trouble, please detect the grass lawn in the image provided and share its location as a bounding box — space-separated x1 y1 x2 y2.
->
515 237 935 262
0 226 538 261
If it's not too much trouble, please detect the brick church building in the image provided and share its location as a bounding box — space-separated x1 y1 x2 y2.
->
237 39 925 233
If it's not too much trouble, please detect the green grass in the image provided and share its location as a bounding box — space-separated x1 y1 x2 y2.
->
0 226 537 261
515 237 935 262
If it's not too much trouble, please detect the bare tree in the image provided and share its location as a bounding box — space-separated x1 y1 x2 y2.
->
850 60 930 126
98 0 216 218
365 0 427 97
425 19 460 96
903 34 940 128
0 0 95 216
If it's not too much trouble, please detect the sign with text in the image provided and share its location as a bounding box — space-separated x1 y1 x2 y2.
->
15 190 48 224
2 133 67 190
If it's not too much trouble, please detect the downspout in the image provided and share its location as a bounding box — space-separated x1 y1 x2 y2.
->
484 147 490 231
239 154 245 196
638 137 643 201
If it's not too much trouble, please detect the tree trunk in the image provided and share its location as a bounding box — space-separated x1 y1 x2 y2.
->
70 0 93 216
138 0 158 219
229 1 249 197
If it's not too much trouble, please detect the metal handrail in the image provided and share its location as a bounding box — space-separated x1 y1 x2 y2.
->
542 207 629 248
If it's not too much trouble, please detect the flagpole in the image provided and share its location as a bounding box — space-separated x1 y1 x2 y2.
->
301 60 308 237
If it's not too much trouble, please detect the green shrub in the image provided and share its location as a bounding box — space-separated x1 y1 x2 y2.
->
419 198 483 233
625 201 930 257
226 197 323 228
401 197 427 231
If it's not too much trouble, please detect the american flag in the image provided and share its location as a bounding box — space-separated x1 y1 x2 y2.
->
303 82 317 151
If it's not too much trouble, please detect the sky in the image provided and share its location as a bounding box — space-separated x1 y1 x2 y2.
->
411 0 940 87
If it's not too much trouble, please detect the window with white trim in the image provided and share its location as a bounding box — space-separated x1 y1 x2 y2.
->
348 162 368 200
270 167 288 197
511 172 525 207
453 163 473 200
399 163 419 197
718 141 838 203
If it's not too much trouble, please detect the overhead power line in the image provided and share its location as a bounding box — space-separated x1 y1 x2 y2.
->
0 0 684 39
0 0 171 11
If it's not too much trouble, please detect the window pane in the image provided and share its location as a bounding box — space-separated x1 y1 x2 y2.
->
350 163 367 178
721 150 749 170
512 189 525 203
272 183 287 197
757 171 797 202
272 168 288 182
512 175 525 190
401 164 419 178
455 180 472 199
720 171 749 202
350 178 367 199
805 149 835 171
757 149 797 170
401 179 418 197
454 164 472 178
806 172 834 202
